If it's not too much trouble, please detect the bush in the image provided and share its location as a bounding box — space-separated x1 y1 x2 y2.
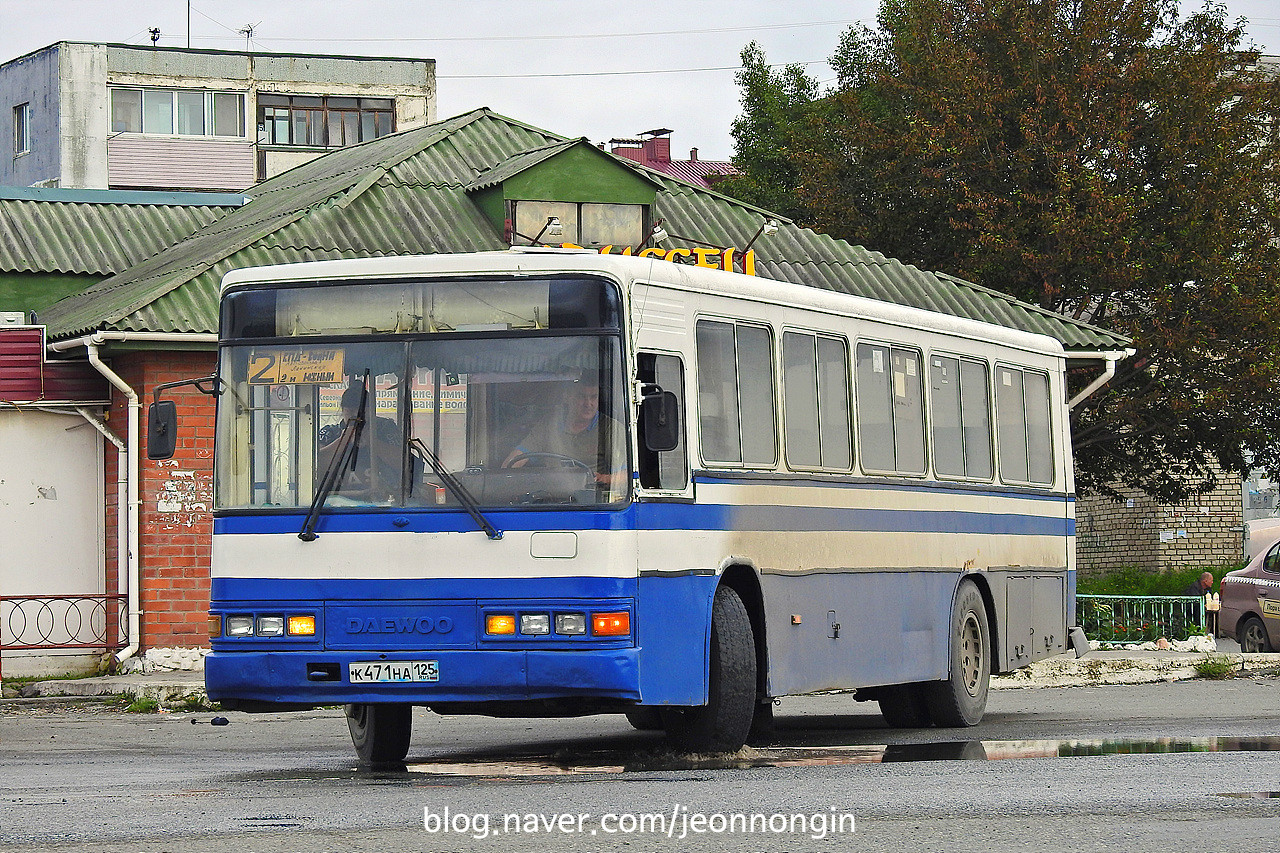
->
1076 565 1240 597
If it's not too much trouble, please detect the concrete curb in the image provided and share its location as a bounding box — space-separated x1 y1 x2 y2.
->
992 652 1280 689
6 653 1280 705
5 673 207 704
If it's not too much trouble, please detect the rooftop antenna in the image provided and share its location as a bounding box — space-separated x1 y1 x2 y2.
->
148 28 161 45
237 22 259 53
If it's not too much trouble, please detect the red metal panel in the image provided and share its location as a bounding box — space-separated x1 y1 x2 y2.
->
0 327 109 402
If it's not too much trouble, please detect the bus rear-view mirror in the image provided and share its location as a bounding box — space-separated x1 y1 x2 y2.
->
147 400 178 460
641 390 680 452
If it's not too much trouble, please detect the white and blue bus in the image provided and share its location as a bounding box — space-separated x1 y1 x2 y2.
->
163 249 1081 762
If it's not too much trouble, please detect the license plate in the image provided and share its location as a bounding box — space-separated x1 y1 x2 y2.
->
348 660 438 683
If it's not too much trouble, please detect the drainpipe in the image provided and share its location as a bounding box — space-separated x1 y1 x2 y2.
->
1068 349 1136 410
46 332 217 665
73 406 129 634
84 345 142 665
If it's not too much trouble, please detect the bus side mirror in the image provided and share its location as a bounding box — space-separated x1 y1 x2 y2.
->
147 400 178 460
641 390 680 452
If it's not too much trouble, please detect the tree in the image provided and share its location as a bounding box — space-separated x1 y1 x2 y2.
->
725 0 1280 501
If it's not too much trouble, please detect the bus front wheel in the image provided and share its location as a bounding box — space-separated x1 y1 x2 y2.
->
663 585 757 753
345 702 413 764
925 580 990 727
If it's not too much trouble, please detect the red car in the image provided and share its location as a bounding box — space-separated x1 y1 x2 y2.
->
1220 543 1280 652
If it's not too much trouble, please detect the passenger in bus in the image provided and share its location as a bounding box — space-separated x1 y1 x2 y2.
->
317 382 405 502
503 371 626 489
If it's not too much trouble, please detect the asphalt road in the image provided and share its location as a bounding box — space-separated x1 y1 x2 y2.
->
2 677 1278 853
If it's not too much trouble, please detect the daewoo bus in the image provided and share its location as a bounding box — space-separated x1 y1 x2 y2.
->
152 249 1083 763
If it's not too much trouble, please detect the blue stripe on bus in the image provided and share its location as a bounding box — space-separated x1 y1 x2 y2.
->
212 575 637 601
213 502 1073 537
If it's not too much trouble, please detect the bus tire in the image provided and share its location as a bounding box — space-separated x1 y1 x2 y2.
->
878 683 933 728
925 580 990 727
663 585 757 753
345 702 413 764
624 707 665 730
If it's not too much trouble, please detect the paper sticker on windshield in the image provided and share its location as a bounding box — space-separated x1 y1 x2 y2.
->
248 348 345 384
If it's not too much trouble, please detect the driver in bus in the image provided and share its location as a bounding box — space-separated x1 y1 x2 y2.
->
317 382 405 501
503 371 627 490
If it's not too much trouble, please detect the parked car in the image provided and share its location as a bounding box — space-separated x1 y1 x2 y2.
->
1219 542 1280 652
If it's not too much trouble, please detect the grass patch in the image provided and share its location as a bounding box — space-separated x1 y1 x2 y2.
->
1194 654 1237 680
123 693 161 713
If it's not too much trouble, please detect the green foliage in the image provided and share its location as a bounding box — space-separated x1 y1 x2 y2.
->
724 0 1280 502
1076 565 1234 596
1194 654 1237 679
123 693 160 714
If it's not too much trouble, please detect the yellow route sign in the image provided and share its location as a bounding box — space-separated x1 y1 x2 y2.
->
248 348 345 384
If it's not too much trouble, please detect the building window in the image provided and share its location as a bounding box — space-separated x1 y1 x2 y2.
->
110 88 246 137
13 102 30 155
511 200 646 248
256 95 394 147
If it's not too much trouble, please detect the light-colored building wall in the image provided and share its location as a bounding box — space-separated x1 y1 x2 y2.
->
1076 464 1244 574
1 42 436 191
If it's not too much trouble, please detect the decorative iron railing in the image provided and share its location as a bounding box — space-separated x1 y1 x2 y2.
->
0 594 129 654
1076 594 1206 643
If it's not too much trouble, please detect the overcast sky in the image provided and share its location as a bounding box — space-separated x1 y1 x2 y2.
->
1 0 1276 161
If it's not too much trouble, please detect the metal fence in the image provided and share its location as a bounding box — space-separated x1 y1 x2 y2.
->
1076 594 1205 642
0 594 129 671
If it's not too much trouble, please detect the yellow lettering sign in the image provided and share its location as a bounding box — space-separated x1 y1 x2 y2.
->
248 348 346 385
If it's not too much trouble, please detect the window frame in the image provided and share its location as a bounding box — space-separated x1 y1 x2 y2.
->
255 94 394 148
994 363 1055 487
695 317 779 470
928 352 995 483
109 87 246 138
780 327 853 473
853 339 928 478
13 102 31 155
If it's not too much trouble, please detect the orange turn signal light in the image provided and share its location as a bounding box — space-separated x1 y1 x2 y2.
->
287 615 316 636
486 613 517 635
592 611 630 636
207 613 222 639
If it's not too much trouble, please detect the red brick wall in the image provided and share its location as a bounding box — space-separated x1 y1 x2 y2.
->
103 349 217 650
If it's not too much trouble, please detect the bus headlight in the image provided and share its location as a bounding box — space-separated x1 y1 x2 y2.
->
256 615 285 637
225 615 254 637
520 614 550 635
554 613 586 635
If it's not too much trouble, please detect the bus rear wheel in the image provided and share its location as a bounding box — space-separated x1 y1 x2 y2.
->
663 585 757 753
345 702 413 764
924 580 990 727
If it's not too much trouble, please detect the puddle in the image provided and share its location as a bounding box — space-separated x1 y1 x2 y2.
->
1216 791 1280 799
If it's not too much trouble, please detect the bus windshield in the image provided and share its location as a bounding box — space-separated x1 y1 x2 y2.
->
214 278 628 512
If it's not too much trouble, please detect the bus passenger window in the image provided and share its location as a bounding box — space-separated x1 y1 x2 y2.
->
696 320 776 467
856 343 925 475
996 366 1053 485
638 353 688 489
784 332 851 471
931 356 993 480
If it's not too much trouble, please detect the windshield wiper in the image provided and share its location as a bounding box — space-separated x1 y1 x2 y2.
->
299 388 368 542
410 437 502 541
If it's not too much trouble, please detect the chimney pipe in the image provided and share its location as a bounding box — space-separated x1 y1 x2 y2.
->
690 147 698 162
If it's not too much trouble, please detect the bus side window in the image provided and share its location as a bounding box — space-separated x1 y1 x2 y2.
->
638 353 688 490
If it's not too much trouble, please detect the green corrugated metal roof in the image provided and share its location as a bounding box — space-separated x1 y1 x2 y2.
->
0 197 235 276
38 107 1129 350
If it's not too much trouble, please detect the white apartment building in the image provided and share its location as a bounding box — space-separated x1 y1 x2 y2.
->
3 42 435 191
